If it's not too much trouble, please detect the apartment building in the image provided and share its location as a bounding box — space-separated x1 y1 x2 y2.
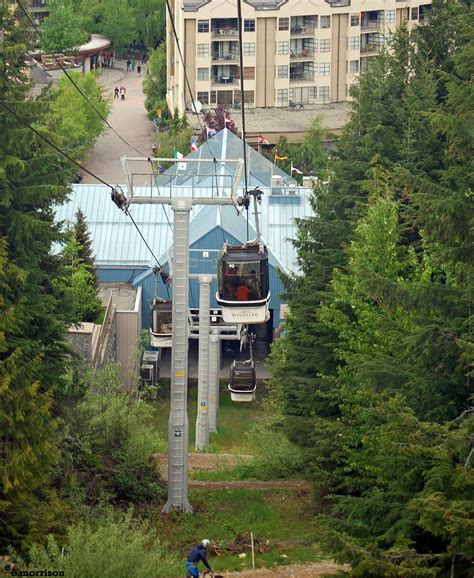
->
167 0 432 114
29 0 50 25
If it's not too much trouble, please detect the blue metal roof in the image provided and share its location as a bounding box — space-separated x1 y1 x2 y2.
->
55 132 314 273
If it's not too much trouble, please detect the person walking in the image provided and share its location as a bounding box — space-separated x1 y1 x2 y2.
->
131 58 136 72
137 64 141 75
120 86 126 101
114 86 119 99
185 540 213 577
126 59 131 72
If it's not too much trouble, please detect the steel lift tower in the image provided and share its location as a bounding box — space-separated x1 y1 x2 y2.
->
121 155 243 512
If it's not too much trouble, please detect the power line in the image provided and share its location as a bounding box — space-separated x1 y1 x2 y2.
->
164 0 240 214
16 0 147 158
0 98 115 188
0 98 166 271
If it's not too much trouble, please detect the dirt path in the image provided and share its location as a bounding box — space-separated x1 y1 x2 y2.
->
189 479 311 490
223 560 347 577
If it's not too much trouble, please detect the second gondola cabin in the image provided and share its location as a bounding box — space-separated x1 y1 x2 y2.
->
150 298 172 348
216 243 270 324
228 359 257 402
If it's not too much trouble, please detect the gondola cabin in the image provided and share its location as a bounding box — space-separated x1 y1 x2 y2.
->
216 244 270 324
228 359 257 402
150 298 172 348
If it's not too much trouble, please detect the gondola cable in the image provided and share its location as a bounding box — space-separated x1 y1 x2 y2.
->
0 98 166 274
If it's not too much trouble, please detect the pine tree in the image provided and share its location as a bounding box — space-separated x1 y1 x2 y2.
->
73 208 98 285
0 1 72 549
267 2 473 573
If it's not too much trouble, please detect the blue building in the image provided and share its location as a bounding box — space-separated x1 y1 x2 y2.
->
55 129 314 343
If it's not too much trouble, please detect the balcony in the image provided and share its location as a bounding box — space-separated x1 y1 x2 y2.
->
212 75 239 85
360 44 381 55
212 53 239 63
290 25 315 37
361 20 383 31
290 49 315 60
212 28 239 38
289 73 314 83
325 0 350 6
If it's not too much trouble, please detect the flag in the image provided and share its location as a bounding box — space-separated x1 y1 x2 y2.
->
291 166 303 175
257 135 270 145
190 136 198 152
173 148 184 159
274 152 289 161
206 126 217 137
224 113 235 127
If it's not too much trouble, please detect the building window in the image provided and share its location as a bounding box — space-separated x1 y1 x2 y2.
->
277 65 288 79
277 41 289 55
350 14 360 27
320 39 330 52
197 68 209 81
386 9 396 24
243 66 255 80
386 31 393 46
411 7 419 20
243 90 254 103
210 90 217 104
244 19 255 32
197 91 209 104
319 86 330 101
319 62 330 76
278 17 289 31
348 36 359 50
320 16 331 29
276 88 288 105
349 60 359 74
197 43 209 57
243 42 255 56
197 20 209 33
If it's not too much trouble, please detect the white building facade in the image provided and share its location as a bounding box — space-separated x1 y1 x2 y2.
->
167 0 432 113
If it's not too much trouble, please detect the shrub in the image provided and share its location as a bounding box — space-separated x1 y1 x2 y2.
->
55 364 166 506
28 509 181 578
237 424 305 480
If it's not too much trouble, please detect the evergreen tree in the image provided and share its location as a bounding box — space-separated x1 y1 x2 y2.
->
268 2 473 573
0 1 72 549
73 208 98 284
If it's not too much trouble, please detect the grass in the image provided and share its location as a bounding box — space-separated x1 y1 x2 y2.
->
154 487 323 573
149 381 329 574
152 380 267 454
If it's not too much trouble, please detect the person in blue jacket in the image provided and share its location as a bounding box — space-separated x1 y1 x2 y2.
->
186 539 213 577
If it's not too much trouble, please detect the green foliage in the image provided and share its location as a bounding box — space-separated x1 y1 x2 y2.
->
267 120 328 181
55 364 166 507
56 235 101 323
28 508 181 578
40 0 88 54
236 424 304 481
39 71 109 159
153 109 193 159
0 2 73 550
143 44 167 115
80 0 165 50
267 2 473 575
73 208 98 285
